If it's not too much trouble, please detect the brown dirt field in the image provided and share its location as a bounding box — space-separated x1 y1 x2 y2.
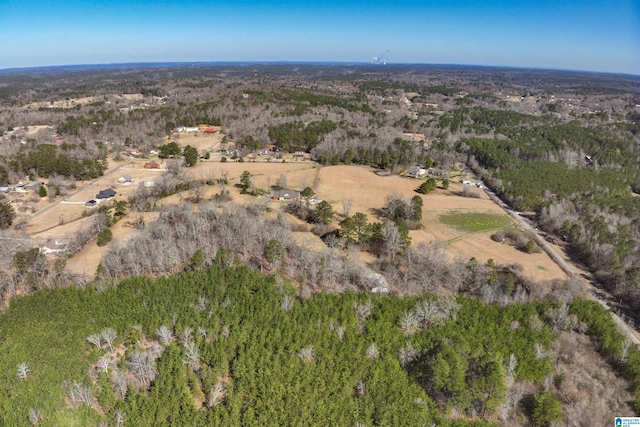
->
313 165 567 282
43 162 566 283
291 231 326 252
25 203 92 235
173 130 224 153
186 160 318 189
7 157 132 229
30 214 95 240
121 94 144 101
65 212 160 276
21 160 167 235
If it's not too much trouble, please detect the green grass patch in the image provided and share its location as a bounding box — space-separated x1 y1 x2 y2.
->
439 212 514 233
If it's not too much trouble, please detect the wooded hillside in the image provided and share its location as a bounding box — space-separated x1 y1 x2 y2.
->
0 265 637 426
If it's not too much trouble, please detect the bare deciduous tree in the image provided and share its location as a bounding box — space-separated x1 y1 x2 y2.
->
221 325 231 339
353 299 373 323
366 343 379 360
100 328 117 353
341 198 352 217
190 183 205 204
414 299 441 326
28 408 42 426
156 325 173 346
110 369 128 400
399 310 420 335
183 341 200 371
620 339 631 363
114 410 126 427
179 327 193 346
506 354 518 387
65 381 93 408
16 362 31 380
547 303 570 333
297 346 315 363
197 327 208 340
398 341 420 367
207 382 226 408
96 354 112 374
194 296 208 312
276 174 288 189
381 221 402 261
280 294 294 313
534 343 547 360
126 350 155 386
87 333 102 349
147 341 165 359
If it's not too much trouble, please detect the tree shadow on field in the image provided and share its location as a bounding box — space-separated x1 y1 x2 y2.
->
519 394 536 420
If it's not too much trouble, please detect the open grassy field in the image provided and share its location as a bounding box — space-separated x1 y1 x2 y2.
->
438 212 515 233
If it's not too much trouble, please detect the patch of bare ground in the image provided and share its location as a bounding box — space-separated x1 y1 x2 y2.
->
9 191 52 223
173 130 224 153
25 203 91 235
30 214 96 240
291 230 327 252
16 159 162 234
187 159 317 188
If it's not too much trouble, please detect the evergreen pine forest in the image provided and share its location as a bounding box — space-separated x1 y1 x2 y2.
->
1 265 638 426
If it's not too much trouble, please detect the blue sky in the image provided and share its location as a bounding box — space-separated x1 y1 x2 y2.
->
1 0 638 74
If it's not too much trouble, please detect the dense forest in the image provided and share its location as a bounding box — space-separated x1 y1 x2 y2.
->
1 265 637 426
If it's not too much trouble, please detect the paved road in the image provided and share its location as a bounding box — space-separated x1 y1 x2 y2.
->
483 186 640 347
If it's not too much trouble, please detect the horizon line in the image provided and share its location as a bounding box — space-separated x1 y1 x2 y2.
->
0 61 638 78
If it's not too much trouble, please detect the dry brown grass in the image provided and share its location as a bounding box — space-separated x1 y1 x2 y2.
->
173 130 224 153
64 212 160 276
14 160 567 284
314 165 567 282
